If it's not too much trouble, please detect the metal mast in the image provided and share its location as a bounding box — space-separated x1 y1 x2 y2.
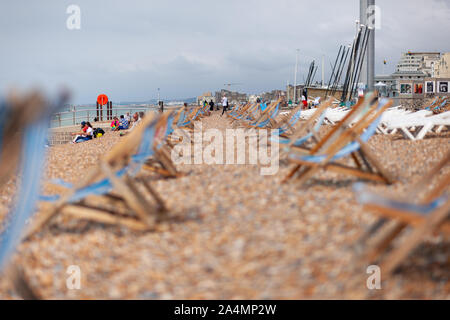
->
359 0 368 89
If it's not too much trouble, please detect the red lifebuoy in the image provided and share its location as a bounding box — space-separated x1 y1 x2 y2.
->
97 94 108 106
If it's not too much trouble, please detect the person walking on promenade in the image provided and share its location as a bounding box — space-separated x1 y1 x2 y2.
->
221 95 228 116
209 100 214 112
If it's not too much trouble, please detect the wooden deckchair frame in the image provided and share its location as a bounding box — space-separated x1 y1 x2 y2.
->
0 92 50 186
271 105 303 136
229 102 257 123
283 97 394 185
0 91 55 300
176 106 200 130
24 113 168 240
243 99 282 129
356 151 450 275
143 111 182 178
283 98 334 149
263 99 333 157
283 96 370 180
228 102 249 117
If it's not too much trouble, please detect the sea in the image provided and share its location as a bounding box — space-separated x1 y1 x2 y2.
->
51 101 186 128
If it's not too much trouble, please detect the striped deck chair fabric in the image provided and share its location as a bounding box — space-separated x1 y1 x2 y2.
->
0 92 68 271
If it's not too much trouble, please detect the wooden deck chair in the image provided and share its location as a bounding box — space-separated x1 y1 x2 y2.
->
175 106 200 131
143 111 182 178
24 113 168 240
228 102 248 118
283 97 394 186
0 90 69 299
424 96 440 111
166 107 194 148
270 106 303 136
243 99 282 128
229 102 257 123
282 94 375 177
353 151 450 276
265 99 332 154
277 98 334 151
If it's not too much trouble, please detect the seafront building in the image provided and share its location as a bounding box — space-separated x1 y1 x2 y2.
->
376 51 450 100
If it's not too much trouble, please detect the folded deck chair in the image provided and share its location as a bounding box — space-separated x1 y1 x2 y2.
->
353 151 450 276
283 96 394 186
0 90 69 299
25 113 168 240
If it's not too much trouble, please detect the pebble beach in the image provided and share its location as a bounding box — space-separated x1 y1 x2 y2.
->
0 110 449 300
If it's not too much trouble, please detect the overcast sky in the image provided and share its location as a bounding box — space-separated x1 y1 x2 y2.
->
1 0 449 104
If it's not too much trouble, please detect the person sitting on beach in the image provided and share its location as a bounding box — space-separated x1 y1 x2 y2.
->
129 112 142 131
125 112 131 123
72 122 94 143
120 112 141 136
119 114 129 130
111 117 120 131
71 121 87 143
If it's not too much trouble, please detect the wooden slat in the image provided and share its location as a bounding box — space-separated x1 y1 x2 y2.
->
63 205 149 231
381 200 450 275
364 203 450 233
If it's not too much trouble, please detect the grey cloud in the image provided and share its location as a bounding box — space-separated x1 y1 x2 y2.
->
0 0 449 103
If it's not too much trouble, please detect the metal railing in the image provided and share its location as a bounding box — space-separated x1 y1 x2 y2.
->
51 106 158 128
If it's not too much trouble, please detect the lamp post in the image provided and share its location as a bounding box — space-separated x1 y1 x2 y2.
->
360 0 375 91
367 0 375 92
293 49 299 104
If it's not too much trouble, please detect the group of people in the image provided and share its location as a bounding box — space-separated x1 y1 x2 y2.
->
71 111 144 143
111 113 130 131
199 96 229 116
203 100 217 112
111 112 144 132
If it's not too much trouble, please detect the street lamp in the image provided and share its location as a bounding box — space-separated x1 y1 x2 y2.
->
294 49 299 104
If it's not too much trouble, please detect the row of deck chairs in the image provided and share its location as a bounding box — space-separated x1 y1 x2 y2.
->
0 92 447 295
0 94 201 298
227 99 282 129
283 94 394 185
298 99 450 141
276 94 448 277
